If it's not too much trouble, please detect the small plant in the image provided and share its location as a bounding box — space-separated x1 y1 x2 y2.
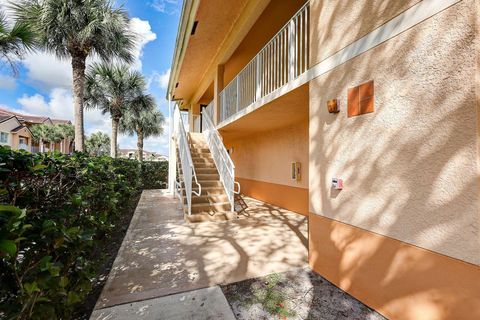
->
248 273 296 319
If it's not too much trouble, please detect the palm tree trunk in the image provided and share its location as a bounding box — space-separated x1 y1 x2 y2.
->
72 54 86 152
137 129 144 162
111 117 119 158
40 140 44 153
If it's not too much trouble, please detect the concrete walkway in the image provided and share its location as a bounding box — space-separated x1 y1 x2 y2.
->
91 190 308 317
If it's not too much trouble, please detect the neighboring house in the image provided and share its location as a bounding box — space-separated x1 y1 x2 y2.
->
118 148 168 161
0 114 33 152
0 108 72 154
166 1 479 319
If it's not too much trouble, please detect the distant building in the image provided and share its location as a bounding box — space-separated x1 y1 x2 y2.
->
0 107 72 153
118 148 167 161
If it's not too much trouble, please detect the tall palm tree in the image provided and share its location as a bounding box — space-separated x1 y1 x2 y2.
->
0 10 35 75
13 0 136 152
30 124 52 153
85 131 110 156
57 123 75 153
120 104 165 162
85 62 147 158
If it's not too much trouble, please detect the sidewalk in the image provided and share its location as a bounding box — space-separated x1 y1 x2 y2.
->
90 190 308 318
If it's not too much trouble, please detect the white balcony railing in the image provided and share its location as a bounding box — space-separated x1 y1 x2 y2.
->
18 143 30 151
219 2 309 122
203 100 216 127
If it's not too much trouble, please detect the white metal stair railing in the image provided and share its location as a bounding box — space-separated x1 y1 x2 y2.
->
201 108 240 211
219 2 310 122
174 105 201 215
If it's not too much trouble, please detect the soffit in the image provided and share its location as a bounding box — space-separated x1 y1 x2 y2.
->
173 0 248 102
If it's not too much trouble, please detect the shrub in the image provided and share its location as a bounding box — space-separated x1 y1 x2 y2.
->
0 147 141 319
140 161 168 189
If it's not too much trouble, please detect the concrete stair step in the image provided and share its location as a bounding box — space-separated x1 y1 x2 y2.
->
183 194 229 204
191 154 213 160
189 202 232 214
196 173 220 180
190 148 210 154
180 186 226 196
178 168 218 175
185 211 237 223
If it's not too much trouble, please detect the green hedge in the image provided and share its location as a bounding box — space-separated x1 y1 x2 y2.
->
0 148 144 319
140 161 168 190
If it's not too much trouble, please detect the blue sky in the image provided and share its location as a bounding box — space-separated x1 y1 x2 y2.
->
0 0 182 156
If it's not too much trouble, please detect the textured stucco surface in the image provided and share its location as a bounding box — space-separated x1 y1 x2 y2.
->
309 0 479 264
309 0 422 65
226 119 309 189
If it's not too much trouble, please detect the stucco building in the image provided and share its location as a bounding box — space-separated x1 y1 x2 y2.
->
166 1 480 319
0 108 73 153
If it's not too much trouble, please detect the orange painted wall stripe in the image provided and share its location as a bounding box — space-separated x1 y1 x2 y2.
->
236 177 308 216
309 213 480 320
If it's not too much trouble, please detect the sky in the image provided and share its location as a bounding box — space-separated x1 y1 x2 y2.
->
0 0 182 156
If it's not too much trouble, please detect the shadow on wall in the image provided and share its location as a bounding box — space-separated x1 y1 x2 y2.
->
308 0 479 319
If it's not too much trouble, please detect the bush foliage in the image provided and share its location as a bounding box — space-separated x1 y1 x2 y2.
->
140 161 168 190
0 148 167 319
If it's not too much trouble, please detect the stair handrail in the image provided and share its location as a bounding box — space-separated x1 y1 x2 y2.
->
201 109 238 211
174 105 201 215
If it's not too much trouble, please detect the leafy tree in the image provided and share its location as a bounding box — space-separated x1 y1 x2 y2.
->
56 124 75 153
13 0 136 152
0 10 35 75
85 63 148 158
120 104 164 162
85 132 110 157
30 124 53 152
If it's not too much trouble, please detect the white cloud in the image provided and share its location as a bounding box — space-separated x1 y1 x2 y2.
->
0 75 16 89
150 0 180 15
129 18 157 70
17 88 73 120
149 68 170 90
22 53 72 91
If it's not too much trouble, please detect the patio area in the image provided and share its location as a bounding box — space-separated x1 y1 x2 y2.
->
92 190 309 311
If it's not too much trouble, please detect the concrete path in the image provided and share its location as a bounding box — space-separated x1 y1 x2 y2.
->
93 190 308 315
90 286 235 320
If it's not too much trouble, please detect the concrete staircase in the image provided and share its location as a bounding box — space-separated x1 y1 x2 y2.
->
177 132 237 223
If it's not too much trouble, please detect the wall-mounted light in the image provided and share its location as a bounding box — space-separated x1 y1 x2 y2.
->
327 99 340 113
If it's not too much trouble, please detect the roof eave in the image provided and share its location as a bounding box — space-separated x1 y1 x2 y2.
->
166 0 200 101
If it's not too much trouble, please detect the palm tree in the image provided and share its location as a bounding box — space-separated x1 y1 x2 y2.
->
85 131 110 156
0 10 35 75
13 0 136 152
84 62 147 158
57 124 75 153
30 124 52 152
120 105 165 162
47 125 63 152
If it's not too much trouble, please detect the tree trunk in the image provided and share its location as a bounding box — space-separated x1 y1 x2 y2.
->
111 117 119 158
137 129 144 162
72 54 87 152
39 140 44 153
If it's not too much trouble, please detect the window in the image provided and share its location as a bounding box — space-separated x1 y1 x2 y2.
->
19 137 27 144
0 132 8 143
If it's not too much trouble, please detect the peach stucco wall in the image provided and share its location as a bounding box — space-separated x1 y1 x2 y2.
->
309 0 422 65
309 0 479 266
224 119 309 190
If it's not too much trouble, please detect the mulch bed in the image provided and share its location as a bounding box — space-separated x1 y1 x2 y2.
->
221 267 386 320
